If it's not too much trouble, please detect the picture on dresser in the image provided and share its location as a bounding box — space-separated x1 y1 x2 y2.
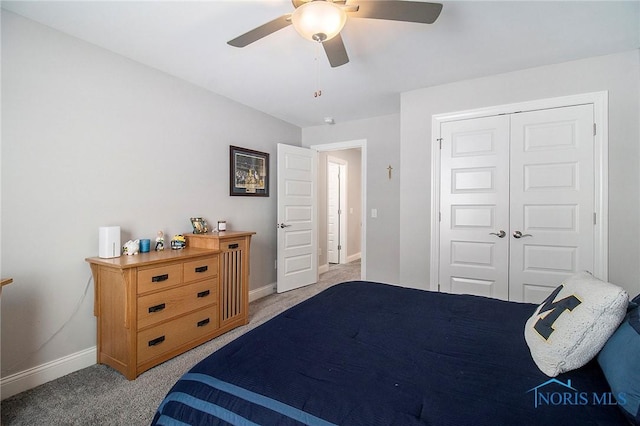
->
190 217 208 234
230 145 269 196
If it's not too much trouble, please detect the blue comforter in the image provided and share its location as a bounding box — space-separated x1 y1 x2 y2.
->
152 281 626 425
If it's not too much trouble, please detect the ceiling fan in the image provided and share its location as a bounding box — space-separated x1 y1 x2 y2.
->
227 0 443 68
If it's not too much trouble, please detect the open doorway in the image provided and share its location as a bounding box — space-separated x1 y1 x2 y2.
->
312 140 366 280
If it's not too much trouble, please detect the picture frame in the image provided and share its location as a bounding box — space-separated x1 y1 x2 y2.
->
190 217 209 234
230 145 270 197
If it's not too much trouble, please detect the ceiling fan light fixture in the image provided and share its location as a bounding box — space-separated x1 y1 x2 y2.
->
291 1 347 43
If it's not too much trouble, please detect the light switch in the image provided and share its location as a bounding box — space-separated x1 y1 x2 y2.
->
371 208 378 218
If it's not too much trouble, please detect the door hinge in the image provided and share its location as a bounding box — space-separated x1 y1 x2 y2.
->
593 123 597 136
439 212 441 222
437 138 443 149
338 245 342 251
593 212 597 225
438 283 441 292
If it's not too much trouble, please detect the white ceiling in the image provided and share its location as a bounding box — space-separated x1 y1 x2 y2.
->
3 1 639 127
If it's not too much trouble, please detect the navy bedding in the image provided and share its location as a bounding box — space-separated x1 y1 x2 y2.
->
152 281 627 425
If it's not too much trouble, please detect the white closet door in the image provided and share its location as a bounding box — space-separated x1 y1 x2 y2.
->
509 104 595 303
439 115 511 300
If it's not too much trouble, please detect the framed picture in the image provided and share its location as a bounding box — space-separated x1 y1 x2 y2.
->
190 217 209 234
230 145 270 196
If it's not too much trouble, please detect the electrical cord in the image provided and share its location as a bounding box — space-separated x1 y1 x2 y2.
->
1 274 93 376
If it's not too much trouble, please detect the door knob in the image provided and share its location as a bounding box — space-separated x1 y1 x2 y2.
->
489 230 506 238
277 223 292 229
513 231 532 239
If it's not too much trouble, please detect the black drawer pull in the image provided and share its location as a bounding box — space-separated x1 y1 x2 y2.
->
152 274 169 283
148 303 166 313
195 265 208 273
197 318 210 327
197 290 210 298
148 336 165 347
228 243 239 249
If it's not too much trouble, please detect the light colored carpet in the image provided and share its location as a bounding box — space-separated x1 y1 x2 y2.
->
1 261 361 425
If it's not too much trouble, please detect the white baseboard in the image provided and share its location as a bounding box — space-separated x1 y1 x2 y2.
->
1 346 96 400
320 255 360 275
249 282 276 302
0 283 281 400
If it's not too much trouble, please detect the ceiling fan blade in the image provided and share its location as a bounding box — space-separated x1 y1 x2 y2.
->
349 1 442 24
323 33 349 68
228 14 292 47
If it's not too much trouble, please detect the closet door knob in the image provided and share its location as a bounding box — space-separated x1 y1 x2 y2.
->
513 231 533 239
489 230 506 238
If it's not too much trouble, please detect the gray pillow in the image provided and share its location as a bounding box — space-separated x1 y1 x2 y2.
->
524 272 628 377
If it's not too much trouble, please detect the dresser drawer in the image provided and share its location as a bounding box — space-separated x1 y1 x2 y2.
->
137 263 183 294
137 279 218 330
137 306 219 365
183 256 218 283
220 239 246 252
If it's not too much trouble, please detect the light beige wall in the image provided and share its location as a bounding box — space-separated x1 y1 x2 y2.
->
302 114 400 284
1 12 300 380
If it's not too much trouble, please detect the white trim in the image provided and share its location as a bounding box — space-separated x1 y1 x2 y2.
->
430 91 609 293
432 92 608 124
319 255 359 275
0 282 278 401
430 119 442 292
1 346 96 400
592 91 609 281
249 283 276 302
311 139 367 281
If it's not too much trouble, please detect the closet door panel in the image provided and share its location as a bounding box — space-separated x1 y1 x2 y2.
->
439 115 510 300
509 104 594 303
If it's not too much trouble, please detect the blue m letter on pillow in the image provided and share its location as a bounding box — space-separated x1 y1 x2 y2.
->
534 285 582 340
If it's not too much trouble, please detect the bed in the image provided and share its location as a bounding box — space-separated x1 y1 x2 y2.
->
152 281 630 425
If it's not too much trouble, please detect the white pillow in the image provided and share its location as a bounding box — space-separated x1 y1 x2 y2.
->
524 272 628 377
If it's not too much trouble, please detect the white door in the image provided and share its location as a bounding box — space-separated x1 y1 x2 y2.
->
439 104 595 302
327 158 347 264
509 105 594 302
439 115 511 299
327 161 340 264
277 144 318 293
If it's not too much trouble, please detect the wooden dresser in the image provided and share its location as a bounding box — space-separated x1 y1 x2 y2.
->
86 233 252 379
